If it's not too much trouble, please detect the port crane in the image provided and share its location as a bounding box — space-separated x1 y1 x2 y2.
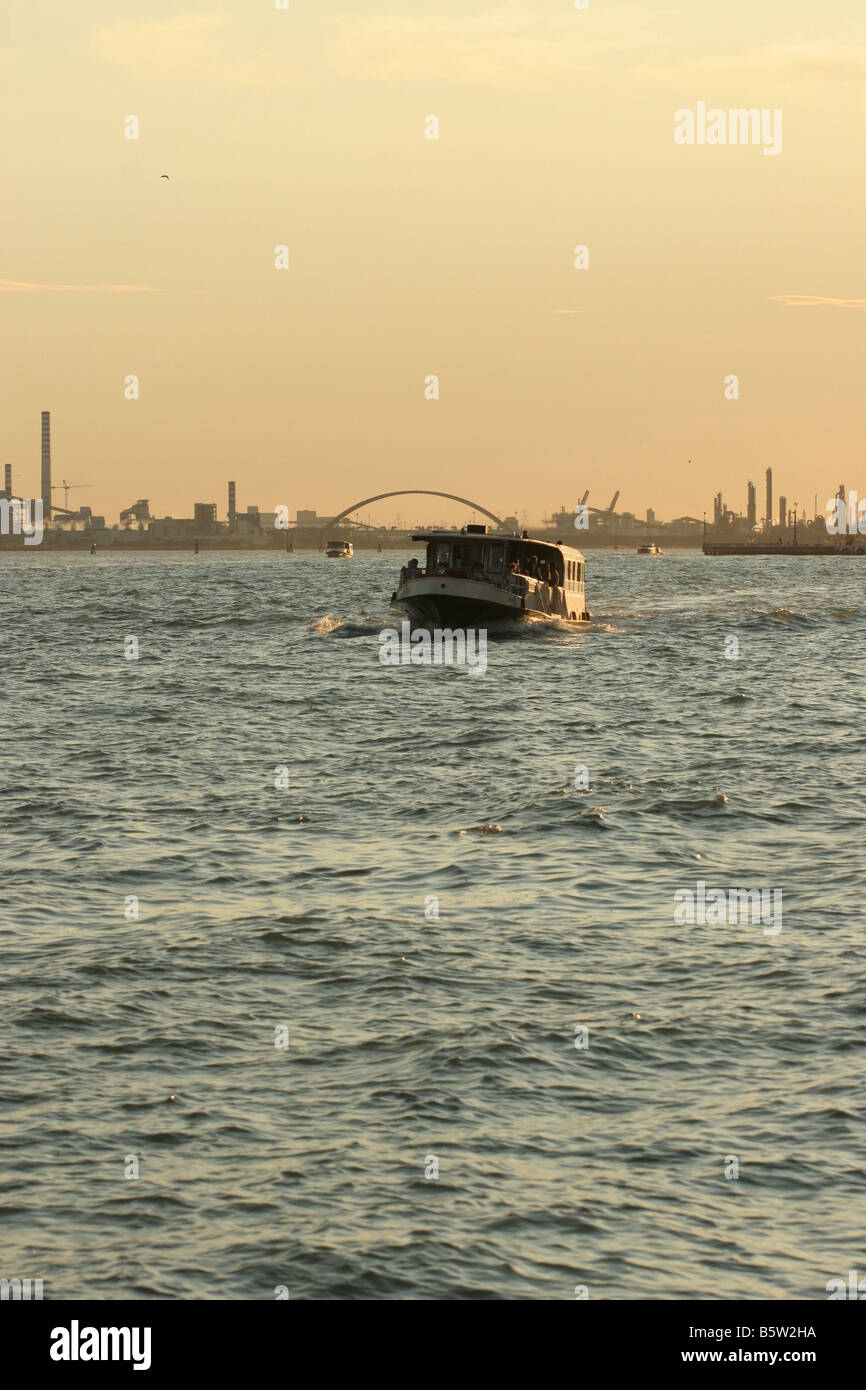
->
51 480 93 513
592 490 620 517
575 491 620 516
548 491 621 525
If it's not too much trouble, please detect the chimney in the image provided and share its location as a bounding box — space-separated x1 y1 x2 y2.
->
3 464 10 500
41 411 52 519
228 481 236 531
765 467 773 531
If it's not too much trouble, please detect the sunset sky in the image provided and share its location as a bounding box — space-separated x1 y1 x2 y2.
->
3 2 865 526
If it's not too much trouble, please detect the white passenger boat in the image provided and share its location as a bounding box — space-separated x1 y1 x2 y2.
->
637 541 663 555
391 525 590 625
326 539 354 558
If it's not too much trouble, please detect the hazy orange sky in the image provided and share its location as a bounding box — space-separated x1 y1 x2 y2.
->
3 2 865 526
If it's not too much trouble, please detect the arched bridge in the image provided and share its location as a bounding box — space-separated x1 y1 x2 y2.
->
323 490 506 533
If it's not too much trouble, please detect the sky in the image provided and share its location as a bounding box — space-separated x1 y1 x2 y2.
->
2 1 865 527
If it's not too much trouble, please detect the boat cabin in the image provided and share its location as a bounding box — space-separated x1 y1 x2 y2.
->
410 526 585 589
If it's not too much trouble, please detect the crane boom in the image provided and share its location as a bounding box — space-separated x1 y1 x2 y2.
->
51 480 92 510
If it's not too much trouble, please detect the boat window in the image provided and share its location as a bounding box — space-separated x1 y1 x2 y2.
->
485 544 505 574
454 544 483 569
433 541 452 567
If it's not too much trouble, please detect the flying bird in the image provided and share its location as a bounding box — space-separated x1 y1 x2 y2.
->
160 174 170 179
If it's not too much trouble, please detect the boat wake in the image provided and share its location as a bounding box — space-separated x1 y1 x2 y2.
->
306 613 345 634
580 620 625 634
306 613 383 637
309 613 603 641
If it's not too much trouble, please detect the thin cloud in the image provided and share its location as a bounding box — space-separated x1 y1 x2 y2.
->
325 6 658 86
87 12 866 91
771 295 866 309
88 13 308 88
637 40 866 84
730 41 866 81
0 280 159 293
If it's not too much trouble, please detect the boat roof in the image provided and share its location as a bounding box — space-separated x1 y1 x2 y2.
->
410 530 586 560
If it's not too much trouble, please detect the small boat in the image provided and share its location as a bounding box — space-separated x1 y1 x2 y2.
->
637 541 663 555
391 524 590 625
326 539 353 558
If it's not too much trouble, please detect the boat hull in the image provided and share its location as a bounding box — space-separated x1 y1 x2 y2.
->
394 593 520 626
392 575 589 627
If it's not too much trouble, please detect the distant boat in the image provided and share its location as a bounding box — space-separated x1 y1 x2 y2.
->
637 541 663 555
391 524 589 625
326 539 353 558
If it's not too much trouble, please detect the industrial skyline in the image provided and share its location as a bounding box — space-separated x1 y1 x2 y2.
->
1 409 853 541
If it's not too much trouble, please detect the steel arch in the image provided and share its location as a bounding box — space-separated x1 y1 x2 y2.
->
323 490 506 533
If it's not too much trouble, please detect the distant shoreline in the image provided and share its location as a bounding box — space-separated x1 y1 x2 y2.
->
0 536 707 553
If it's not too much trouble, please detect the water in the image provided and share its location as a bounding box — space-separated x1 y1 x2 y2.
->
2 549 863 1300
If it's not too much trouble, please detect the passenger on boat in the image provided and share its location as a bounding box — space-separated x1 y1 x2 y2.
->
407 557 421 577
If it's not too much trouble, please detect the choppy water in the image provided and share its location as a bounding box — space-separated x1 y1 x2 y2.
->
2 549 864 1300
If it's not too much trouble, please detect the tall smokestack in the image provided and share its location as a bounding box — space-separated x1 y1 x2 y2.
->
3 465 10 500
41 411 52 519
228 481 236 531
765 467 773 531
